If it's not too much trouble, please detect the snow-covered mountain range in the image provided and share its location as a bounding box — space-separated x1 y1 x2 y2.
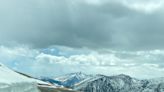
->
74 74 164 92
40 72 164 92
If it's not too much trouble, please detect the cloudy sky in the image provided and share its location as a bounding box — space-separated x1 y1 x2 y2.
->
0 0 164 78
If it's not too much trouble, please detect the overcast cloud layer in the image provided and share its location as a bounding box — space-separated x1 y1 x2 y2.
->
0 0 164 50
0 0 164 78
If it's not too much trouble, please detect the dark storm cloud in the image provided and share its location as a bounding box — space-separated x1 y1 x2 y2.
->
0 0 164 50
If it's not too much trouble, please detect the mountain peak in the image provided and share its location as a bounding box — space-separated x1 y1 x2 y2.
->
117 74 131 78
69 72 85 76
40 72 91 88
55 72 88 81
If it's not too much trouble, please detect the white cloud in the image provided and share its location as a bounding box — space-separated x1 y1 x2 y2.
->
123 0 164 13
1 45 164 78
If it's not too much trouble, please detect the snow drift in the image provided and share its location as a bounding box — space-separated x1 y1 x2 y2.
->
0 63 40 92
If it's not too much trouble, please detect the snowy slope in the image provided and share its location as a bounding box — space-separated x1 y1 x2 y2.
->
0 63 40 92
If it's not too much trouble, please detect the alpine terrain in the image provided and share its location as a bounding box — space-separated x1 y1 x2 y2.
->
74 74 164 92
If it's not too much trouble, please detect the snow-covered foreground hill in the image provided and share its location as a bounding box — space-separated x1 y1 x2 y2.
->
0 63 40 92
